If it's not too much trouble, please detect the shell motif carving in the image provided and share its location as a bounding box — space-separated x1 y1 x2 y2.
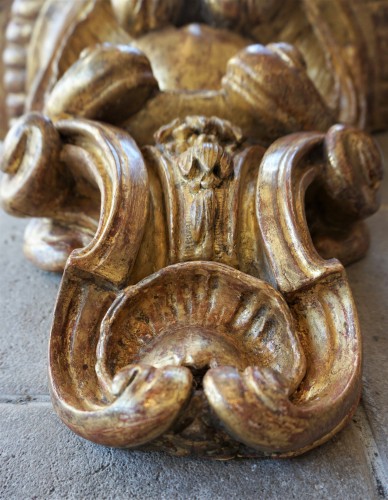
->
0 0 385 458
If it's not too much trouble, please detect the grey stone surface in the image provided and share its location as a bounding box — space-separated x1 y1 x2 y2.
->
0 215 60 395
0 405 379 499
0 135 388 498
346 133 388 478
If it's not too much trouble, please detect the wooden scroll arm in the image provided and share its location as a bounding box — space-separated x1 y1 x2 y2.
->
0 113 149 286
54 118 149 287
0 113 192 447
48 119 193 447
204 128 381 455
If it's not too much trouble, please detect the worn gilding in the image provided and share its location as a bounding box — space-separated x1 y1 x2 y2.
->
0 0 385 458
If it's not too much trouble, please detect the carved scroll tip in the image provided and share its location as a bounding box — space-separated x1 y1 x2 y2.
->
222 42 334 136
44 43 159 124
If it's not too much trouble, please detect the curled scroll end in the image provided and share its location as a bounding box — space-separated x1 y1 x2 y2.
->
111 0 184 36
204 363 357 455
324 124 383 218
222 43 334 138
0 112 63 217
204 366 293 453
57 364 193 448
0 112 58 175
45 44 159 123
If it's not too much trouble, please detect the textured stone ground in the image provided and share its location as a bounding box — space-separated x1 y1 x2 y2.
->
0 135 387 499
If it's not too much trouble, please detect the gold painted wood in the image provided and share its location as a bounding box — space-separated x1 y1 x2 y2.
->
0 0 385 458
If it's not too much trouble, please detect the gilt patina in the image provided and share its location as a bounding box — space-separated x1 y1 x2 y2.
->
0 0 385 458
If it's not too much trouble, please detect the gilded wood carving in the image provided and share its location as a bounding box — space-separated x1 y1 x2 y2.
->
0 0 385 458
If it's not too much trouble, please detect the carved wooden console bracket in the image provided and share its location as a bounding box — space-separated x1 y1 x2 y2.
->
0 0 385 458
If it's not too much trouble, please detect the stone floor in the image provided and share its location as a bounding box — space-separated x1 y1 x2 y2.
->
0 135 387 500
